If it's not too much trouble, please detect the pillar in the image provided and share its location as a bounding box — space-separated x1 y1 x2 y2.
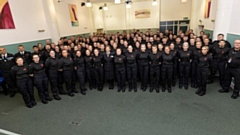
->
213 0 233 40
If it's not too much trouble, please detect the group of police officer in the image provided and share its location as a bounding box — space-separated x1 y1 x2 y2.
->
0 29 240 108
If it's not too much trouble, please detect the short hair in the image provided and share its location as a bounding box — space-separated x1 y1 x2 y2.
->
32 45 38 48
218 33 224 37
18 45 24 48
202 46 209 50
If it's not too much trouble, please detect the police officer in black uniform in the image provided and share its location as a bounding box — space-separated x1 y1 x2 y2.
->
45 50 62 100
137 44 149 91
125 45 138 92
58 50 75 97
195 46 213 96
29 54 52 104
103 46 115 89
114 48 126 92
149 45 161 93
218 39 240 99
209 40 230 86
0 48 16 97
191 41 202 88
84 49 95 90
74 50 87 95
160 46 174 93
92 49 104 91
178 42 193 90
14 45 32 64
11 57 36 108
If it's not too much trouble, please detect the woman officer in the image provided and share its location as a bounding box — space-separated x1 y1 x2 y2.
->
178 42 193 90
160 46 174 93
137 44 149 91
92 49 104 91
125 45 138 92
29 54 52 104
114 48 126 92
11 57 36 108
74 50 87 95
45 50 62 100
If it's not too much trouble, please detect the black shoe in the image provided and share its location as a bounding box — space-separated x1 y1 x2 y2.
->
172 82 176 87
218 89 229 93
80 91 86 95
191 83 194 88
128 88 132 92
149 87 154 92
122 88 125 92
42 99 48 104
167 88 172 93
109 85 114 89
89 86 93 90
117 88 121 92
73 90 78 93
231 94 239 99
68 93 75 97
179 84 183 89
54 96 62 100
162 87 166 92
207 80 214 84
10 92 16 98
59 91 67 95
198 91 206 96
156 88 160 93
142 87 147 92
45 97 53 101
31 101 37 106
26 103 33 108
195 89 201 94
134 88 137 92
184 85 188 90
140 86 143 90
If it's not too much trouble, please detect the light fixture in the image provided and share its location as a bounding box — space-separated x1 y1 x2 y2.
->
115 0 121 4
126 3 131 8
152 0 157 5
125 0 132 8
103 3 108 10
81 2 85 7
182 0 187 2
86 0 92 7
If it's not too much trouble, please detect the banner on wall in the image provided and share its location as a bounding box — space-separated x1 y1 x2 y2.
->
0 0 15 29
135 9 150 19
68 4 79 27
204 0 211 18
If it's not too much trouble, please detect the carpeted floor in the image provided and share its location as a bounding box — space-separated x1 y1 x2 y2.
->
0 81 240 135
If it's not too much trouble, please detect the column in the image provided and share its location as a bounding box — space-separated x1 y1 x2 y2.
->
213 0 233 40
41 0 61 44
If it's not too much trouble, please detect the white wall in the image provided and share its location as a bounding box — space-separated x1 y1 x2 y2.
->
160 0 192 21
228 0 240 35
92 4 105 30
53 0 93 37
190 0 218 34
127 1 159 29
103 4 126 30
0 0 51 45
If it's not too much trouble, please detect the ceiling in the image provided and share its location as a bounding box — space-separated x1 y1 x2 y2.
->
89 0 152 4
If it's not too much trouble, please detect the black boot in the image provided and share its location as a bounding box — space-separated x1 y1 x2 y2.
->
195 88 201 94
59 91 67 95
156 87 160 93
54 95 62 100
167 87 172 93
231 90 239 99
184 85 188 90
198 90 206 96
162 86 166 92
80 90 86 95
179 84 183 89
149 87 154 92
218 89 229 93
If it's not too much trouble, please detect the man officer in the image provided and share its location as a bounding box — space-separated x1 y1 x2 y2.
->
0 48 16 97
218 39 240 99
